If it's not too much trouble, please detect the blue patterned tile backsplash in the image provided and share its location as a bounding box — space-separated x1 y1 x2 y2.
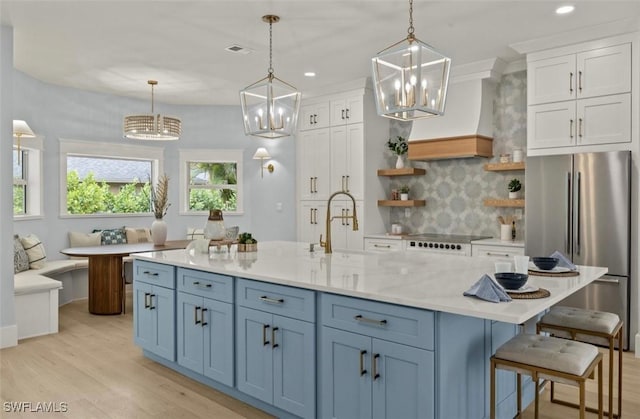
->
387 71 527 239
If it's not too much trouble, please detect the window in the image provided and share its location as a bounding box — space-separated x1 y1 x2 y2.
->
179 149 244 215
13 137 43 219
59 139 164 217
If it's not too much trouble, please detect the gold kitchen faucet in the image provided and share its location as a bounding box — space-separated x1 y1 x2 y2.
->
319 190 359 254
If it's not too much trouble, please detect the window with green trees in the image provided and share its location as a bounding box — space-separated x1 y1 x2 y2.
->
188 162 238 212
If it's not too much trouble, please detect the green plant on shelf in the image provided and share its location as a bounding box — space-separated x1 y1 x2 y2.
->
399 185 410 194
387 136 408 156
508 179 522 193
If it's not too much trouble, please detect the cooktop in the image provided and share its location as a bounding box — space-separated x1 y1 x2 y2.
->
407 233 491 244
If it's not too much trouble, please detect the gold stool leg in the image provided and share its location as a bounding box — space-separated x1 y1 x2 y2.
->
599 356 604 419
580 381 586 419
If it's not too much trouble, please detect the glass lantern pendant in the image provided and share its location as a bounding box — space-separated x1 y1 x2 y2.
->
371 0 451 121
240 15 301 139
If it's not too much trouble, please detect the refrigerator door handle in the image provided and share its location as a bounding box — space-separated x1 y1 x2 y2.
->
575 172 581 255
566 172 571 254
594 277 620 285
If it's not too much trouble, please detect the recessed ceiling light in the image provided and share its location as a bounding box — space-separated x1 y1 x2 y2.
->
556 5 575 15
304 72 316 77
225 44 252 54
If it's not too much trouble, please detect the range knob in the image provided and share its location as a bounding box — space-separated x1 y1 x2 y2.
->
439 243 444 249
418 242 423 247
410 241 416 247
445 244 450 249
456 244 462 250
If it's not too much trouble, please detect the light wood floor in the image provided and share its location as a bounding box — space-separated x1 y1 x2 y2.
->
1 293 639 418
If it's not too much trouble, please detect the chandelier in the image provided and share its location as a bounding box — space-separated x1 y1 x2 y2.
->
240 15 301 139
371 0 451 121
124 80 181 140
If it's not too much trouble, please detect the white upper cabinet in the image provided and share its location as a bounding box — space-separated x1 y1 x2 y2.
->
330 124 364 201
299 101 330 131
330 95 364 126
298 128 331 200
527 38 633 154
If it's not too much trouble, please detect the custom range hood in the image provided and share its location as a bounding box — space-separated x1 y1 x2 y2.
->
408 59 504 160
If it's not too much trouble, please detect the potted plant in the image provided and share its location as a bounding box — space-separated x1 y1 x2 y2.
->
399 185 410 201
237 232 258 252
508 178 522 199
387 136 408 169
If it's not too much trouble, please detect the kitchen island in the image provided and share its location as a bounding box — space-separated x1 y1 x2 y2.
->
132 241 607 419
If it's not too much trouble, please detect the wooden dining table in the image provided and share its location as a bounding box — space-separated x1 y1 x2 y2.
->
60 240 191 315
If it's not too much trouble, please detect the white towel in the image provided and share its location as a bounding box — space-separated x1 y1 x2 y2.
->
463 274 512 303
550 250 577 270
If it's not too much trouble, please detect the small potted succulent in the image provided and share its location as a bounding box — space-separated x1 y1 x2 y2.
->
508 178 522 199
399 185 410 201
237 232 258 252
387 136 408 169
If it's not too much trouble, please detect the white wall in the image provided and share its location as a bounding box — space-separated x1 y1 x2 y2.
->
11 71 297 258
1 25 17 348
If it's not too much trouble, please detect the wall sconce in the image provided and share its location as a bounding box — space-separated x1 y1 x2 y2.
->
13 120 36 165
253 147 274 178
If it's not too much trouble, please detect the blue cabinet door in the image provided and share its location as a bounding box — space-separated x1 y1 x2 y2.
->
177 292 204 373
133 281 154 350
203 298 234 387
236 306 273 404
272 315 315 419
320 326 372 419
371 339 434 419
152 285 176 361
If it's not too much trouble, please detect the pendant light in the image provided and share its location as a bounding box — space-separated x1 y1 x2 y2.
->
240 15 301 139
371 0 451 121
124 80 181 140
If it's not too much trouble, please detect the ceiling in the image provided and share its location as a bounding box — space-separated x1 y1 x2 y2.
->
2 1 640 106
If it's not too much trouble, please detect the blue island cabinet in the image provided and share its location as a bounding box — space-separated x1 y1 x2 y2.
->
236 278 316 419
319 293 435 419
133 260 176 361
176 268 234 387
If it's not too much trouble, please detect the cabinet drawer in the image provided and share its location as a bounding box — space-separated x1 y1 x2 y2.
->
134 260 175 289
364 238 404 252
320 293 434 350
472 244 524 259
177 268 233 303
236 278 315 322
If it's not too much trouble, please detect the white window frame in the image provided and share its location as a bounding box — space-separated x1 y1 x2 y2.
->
59 138 164 218
179 149 244 216
13 136 44 220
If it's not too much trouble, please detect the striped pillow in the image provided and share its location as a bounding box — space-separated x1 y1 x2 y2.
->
125 227 152 244
20 234 47 269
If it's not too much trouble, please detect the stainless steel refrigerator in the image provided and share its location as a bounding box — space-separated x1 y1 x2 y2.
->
525 150 631 349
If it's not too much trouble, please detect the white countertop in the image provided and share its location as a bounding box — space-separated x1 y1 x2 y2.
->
133 241 607 325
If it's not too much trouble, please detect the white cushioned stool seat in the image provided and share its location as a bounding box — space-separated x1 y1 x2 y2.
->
490 333 603 419
540 306 620 346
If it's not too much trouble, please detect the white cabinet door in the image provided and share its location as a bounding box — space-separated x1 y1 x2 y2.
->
576 43 631 99
330 95 364 126
364 238 404 252
299 128 331 200
527 54 576 105
577 93 631 146
329 201 363 251
527 101 576 149
471 244 524 259
298 201 327 244
330 124 364 200
300 102 330 130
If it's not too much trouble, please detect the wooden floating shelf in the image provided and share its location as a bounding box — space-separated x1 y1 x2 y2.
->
378 199 426 207
484 162 525 171
377 167 426 176
483 198 525 208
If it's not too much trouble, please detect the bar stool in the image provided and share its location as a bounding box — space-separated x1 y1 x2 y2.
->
491 334 603 419
537 306 623 418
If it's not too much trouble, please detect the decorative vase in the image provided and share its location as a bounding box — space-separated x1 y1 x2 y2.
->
395 155 405 169
151 218 167 245
204 209 226 240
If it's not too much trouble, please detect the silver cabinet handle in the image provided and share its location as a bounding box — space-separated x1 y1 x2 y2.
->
569 72 574 93
575 172 581 255
192 281 212 289
309 208 314 225
485 252 509 257
143 271 159 276
374 244 391 248
359 350 367 376
578 70 582 92
354 315 387 326
271 327 279 349
372 353 380 380
570 119 574 139
262 324 270 346
201 308 208 327
309 177 313 194
313 177 318 193
260 295 284 304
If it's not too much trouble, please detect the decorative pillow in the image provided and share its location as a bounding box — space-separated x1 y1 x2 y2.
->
20 234 47 269
93 227 127 245
125 227 152 244
69 231 102 247
14 235 30 273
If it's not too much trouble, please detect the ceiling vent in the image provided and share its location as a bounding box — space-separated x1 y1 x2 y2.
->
225 44 252 55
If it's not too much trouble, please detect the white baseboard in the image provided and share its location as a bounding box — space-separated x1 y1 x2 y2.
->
635 333 640 358
0 324 18 348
